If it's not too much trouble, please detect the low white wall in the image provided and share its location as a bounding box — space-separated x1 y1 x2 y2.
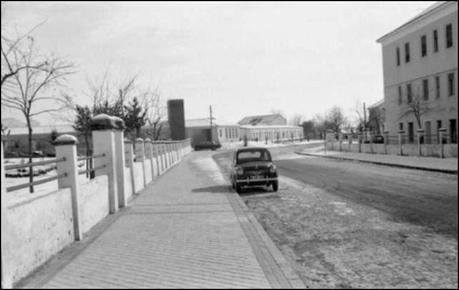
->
4 188 74 284
145 161 152 184
133 162 144 192
327 141 458 158
446 144 458 158
152 157 158 177
124 166 133 201
79 175 109 234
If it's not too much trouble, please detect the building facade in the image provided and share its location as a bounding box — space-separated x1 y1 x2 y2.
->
185 118 239 147
377 1 458 143
239 125 303 142
238 114 303 142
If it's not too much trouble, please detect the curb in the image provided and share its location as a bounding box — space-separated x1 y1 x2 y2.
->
226 191 306 289
295 151 458 174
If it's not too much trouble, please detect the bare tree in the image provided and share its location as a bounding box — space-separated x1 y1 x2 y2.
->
326 106 347 133
399 86 437 134
399 84 437 129
1 3 48 88
353 100 368 133
1 35 74 193
288 114 304 126
143 88 166 140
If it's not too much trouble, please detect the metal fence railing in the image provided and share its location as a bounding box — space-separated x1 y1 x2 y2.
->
77 153 106 177
5 157 67 193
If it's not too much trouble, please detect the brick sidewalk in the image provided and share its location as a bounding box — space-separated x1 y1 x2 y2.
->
297 148 458 173
20 152 303 289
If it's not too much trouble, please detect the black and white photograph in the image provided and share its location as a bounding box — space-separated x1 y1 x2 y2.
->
1 1 457 289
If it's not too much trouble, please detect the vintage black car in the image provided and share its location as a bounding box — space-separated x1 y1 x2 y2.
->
194 141 222 151
230 147 278 193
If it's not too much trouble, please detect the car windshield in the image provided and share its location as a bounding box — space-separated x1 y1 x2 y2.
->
237 150 271 163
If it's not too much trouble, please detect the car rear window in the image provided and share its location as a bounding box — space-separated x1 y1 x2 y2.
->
237 150 271 163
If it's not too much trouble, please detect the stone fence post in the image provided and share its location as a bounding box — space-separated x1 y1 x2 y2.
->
398 130 405 156
91 114 118 214
112 117 127 208
124 138 136 195
383 131 389 154
338 134 343 152
135 138 146 187
417 129 424 157
144 138 155 181
439 128 447 158
54 134 82 241
369 132 374 154
153 143 160 176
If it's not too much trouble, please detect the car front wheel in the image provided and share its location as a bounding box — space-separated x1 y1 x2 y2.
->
272 181 278 192
236 184 242 193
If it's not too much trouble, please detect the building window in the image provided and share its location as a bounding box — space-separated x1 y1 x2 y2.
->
408 122 414 143
433 29 438 52
448 73 455 96
421 35 427 57
399 122 404 131
219 129 222 138
406 83 412 103
404 42 410 63
446 23 453 48
435 76 440 98
423 79 429 100
437 120 442 143
450 119 457 144
398 85 402 105
396 47 400 66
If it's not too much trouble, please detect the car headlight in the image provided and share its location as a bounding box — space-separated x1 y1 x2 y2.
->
236 167 244 175
269 164 277 173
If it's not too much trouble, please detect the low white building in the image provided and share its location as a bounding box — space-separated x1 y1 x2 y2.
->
240 125 303 142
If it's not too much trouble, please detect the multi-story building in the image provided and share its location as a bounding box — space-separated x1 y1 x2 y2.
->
377 1 457 144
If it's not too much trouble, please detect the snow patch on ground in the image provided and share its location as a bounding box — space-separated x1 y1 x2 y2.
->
191 156 227 185
329 201 355 216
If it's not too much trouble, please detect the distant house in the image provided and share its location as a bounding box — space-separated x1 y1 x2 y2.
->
185 118 239 147
238 114 303 142
367 99 386 135
238 114 287 126
2 124 78 157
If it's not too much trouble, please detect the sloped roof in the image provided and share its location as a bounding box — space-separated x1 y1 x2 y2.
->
377 1 452 43
185 118 238 128
238 114 285 126
368 99 384 109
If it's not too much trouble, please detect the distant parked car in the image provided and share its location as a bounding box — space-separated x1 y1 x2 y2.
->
230 147 278 193
372 135 385 144
194 141 221 151
363 135 384 144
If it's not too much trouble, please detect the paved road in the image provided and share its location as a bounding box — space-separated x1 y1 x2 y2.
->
275 156 458 237
213 147 458 288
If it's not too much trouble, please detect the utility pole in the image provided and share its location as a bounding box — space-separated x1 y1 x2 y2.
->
209 105 213 142
363 102 367 141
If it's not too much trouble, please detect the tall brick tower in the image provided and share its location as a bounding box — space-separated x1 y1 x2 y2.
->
167 99 185 140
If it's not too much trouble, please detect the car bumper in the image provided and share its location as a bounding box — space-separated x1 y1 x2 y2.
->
235 177 278 186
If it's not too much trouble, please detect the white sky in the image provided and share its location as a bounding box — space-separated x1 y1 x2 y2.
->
2 1 436 125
